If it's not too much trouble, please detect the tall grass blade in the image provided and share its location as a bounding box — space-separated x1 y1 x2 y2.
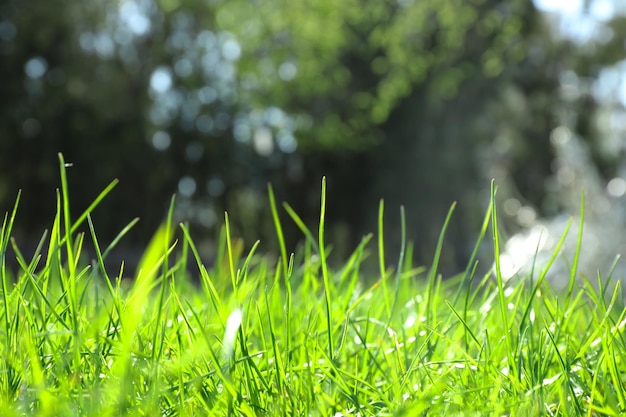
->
151 195 176 364
0 192 20 399
566 192 584 306
57 153 75 279
282 202 320 254
224 212 237 294
318 177 334 360
377 199 389 315
57 154 84 380
179 223 224 319
490 181 516 377
268 184 289 281
454 197 492 307
100 217 140 262
0 192 20 338
86 215 121 316
426 201 456 325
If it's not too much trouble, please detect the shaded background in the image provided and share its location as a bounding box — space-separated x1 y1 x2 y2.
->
2 0 626 275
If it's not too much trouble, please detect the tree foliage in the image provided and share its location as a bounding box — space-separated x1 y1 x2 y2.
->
0 0 621 270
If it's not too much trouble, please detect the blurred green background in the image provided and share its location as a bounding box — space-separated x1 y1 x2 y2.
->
2 0 625 273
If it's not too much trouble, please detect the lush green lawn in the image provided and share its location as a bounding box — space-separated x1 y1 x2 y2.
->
1 155 625 416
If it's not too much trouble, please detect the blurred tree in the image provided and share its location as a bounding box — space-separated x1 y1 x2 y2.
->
0 0 621 272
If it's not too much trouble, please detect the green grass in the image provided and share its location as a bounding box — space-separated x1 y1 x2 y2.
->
1 154 626 416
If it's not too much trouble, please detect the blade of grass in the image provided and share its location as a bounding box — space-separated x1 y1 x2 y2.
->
268 184 289 281
0 191 20 341
151 195 176 364
446 301 482 350
57 154 83 382
57 153 75 281
179 223 224 321
224 212 237 295
318 177 334 361
566 192 584 307
454 197 492 307
282 202 320 254
377 199 390 314
86 215 122 317
426 201 456 327
391 205 406 316
490 181 515 377
0 192 20 400
100 218 140 262
268 183 293 373
545 325 584 415
339 234 373 314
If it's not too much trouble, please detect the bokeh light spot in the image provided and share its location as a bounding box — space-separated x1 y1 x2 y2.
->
503 198 521 216
550 126 571 146
178 176 197 197
277 131 297 153
278 62 297 81
119 1 151 36
222 39 241 61
0 21 17 41
25 57 48 79
174 58 193 77
517 206 537 227
607 177 626 197
150 67 173 93
253 127 274 156
196 115 214 133
197 86 217 104
207 178 225 197
152 131 171 150
185 141 204 163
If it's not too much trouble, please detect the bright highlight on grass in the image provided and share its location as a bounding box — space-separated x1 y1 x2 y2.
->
223 308 242 360
0 154 625 416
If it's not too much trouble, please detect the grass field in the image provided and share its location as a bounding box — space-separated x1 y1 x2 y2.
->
1 154 625 416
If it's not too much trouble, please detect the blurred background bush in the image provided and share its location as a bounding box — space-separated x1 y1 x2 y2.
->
2 0 626 274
